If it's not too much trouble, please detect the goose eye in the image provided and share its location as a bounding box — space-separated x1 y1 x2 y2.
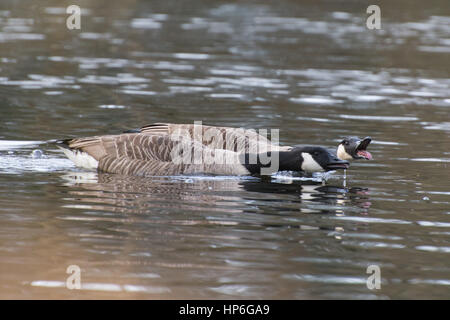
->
313 151 319 156
344 141 349 146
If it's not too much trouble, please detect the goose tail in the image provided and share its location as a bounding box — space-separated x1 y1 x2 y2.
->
56 139 99 170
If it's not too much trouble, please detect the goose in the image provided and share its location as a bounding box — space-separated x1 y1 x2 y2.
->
57 123 354 177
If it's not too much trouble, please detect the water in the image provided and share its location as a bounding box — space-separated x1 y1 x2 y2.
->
0 0 449 299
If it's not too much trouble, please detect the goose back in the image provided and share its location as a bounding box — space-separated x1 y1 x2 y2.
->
140 123 290 154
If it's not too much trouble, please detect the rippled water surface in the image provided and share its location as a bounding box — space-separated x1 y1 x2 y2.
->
0 0 449 299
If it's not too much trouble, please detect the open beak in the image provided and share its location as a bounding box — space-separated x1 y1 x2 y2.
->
355 137 373 160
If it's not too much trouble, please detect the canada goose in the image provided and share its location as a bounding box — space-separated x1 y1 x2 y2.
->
57 123 350 176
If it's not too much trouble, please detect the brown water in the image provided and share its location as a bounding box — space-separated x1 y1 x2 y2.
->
0 0 449 299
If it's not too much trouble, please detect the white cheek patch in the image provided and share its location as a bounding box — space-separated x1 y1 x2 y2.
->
337 144 353 161
301 152 324 172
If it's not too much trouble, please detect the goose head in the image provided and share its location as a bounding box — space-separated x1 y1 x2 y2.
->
337 136 373 161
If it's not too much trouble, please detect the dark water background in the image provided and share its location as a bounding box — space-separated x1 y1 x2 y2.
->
0 0 449 299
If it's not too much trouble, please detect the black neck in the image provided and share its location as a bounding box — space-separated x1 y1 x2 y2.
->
242 150 302 175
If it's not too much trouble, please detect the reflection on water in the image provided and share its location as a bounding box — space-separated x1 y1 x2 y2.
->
59 171 371 217
0 0 449 299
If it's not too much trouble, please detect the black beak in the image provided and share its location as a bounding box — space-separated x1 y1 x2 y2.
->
356 137 372 152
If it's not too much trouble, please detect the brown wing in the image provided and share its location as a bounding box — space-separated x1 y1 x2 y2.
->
67 133 205 161
64 133 248 176
140 123 289 153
